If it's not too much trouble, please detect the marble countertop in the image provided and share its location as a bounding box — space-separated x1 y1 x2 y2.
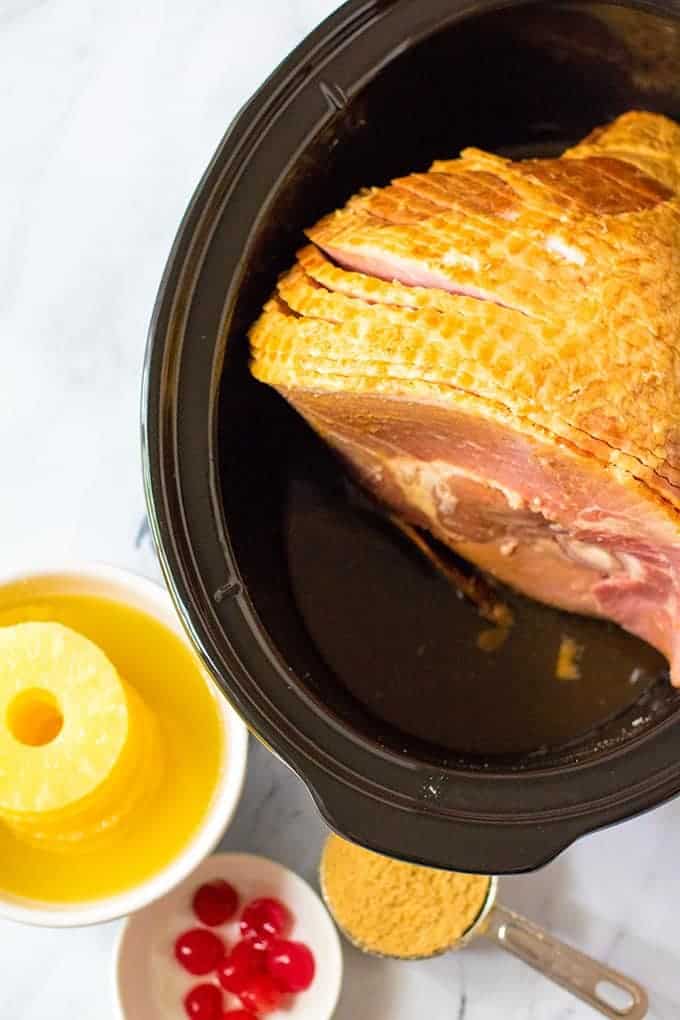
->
1 1 679 1017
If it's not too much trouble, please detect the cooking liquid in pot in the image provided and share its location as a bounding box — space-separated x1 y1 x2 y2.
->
286 469 668 758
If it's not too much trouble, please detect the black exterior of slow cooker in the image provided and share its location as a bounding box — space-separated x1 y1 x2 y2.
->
143 0 680 873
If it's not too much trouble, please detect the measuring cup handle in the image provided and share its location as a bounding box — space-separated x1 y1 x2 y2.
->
482 903 648 1019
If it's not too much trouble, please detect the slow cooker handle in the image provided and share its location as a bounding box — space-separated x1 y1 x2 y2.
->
305 768 582 875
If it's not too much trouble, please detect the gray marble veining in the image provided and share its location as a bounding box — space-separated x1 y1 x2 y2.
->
1 2 679 1016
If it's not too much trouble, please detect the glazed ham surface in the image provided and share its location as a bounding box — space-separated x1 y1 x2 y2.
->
249 111 680 684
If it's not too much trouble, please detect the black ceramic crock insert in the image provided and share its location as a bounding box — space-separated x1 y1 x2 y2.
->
144 0 680 873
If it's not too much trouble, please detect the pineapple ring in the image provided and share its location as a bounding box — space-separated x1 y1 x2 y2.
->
0 622 130 815
0 679 144 827
5 684 165 852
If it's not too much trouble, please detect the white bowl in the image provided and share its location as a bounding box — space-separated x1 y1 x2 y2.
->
115 852 343 1020
0 562 248 927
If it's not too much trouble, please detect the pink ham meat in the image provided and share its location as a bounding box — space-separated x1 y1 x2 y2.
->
249 111 680 684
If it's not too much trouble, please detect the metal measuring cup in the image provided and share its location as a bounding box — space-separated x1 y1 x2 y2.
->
320 865 648 1019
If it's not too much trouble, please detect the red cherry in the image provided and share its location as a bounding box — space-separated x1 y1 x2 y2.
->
217 938 267 994
239 898 292 940
183 983 223 1020
175 929 226 975
238 974 284 1015
267 938 316 992
193 880 239 927
221 1013 258 1020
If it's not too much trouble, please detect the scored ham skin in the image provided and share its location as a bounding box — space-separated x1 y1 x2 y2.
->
249 111 680 684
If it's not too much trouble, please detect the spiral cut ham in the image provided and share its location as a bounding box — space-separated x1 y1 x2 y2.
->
249 111 680 685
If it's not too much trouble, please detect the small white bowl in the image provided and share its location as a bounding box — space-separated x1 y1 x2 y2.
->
0 562 248 928
115 852 343 1020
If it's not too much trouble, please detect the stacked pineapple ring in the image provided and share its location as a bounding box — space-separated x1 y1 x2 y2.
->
0 622 164 852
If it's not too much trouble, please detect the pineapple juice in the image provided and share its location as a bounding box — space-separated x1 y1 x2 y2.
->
0 589 224 902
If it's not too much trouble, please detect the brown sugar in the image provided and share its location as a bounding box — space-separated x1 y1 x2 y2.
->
320 834 491 958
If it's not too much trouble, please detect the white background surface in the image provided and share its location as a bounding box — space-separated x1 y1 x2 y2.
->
1 1 679 1017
